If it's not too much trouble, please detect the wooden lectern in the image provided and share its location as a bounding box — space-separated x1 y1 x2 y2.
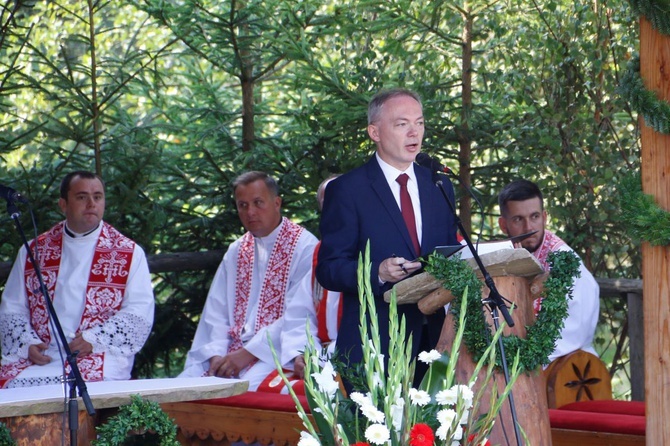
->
387 249 551 446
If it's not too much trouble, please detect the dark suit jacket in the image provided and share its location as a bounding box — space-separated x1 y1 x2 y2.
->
316 155 459 378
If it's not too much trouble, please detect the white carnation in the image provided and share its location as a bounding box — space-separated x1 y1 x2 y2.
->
418 349 442 364
360 403 385 423
365 424 391 445
409 388 432 406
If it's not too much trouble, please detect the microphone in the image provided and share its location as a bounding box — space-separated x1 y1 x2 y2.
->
0 184 29 204
415 152 457 179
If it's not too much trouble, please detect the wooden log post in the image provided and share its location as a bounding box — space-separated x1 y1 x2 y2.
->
640 16 670 445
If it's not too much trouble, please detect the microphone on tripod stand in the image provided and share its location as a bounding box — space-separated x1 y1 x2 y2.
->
414 150 523 446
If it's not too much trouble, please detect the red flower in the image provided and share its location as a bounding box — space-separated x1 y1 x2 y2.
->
351 443 370 446
409 423 435 446
467 434 491 446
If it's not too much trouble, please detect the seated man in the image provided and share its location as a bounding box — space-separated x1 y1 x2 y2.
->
180 171 318 392
0 171 155 388
312 175 342 357
498 179 600 362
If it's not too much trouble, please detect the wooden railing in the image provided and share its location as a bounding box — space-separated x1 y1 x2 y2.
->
0 251 644 400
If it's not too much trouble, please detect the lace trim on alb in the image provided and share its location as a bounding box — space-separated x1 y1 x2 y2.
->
83 312 152 356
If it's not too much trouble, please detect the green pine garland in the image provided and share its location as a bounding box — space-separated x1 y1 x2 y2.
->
628 0 670 35
0 422 16 446
93 395 180 446
618 172 670 245
620 55 670 134
426 250 579 372
616 0 670 246
620 0 670 134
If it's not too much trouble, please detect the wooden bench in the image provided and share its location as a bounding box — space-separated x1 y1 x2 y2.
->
545 350 645 446
162 392 310 446
162 350 645 446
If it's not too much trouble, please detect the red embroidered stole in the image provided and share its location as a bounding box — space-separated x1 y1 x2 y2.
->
312 242 342 344
532 230 566 314
228 217 304 353
0 222 134 387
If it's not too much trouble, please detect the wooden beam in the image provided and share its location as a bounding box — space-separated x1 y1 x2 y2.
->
639 16 670 445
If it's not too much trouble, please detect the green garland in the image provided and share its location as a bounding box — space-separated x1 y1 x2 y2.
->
0 422 16 446
620 0 670 134
617 0 670 246
93 395 180 446
628 0 670 35
426 250 579 372
619 55 670 134
618 172 670 245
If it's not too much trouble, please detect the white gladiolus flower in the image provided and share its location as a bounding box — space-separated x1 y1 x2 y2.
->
452 425 463 441
390 397 405 432
409 388 432 406
360 403 385 423
365 424 391 445
459 409 470 425
311 361 339 398
418 349 442 364
453 384 474 408
436 424 449 441
372 372 384 388
298 431 320 446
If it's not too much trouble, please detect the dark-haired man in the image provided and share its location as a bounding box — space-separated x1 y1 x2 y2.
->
0 171 155 388
498 179 599 362
180 171 318 392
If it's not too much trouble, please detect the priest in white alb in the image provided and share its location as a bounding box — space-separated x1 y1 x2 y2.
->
0 171 155 388
179 171 319 393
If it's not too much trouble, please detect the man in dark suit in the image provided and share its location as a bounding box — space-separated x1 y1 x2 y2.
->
316 89 459 388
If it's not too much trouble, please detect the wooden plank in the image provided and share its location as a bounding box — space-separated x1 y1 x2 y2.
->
0 252 644 296
551 428 645 446
0 411 97 446
639 16 670 446
162 402 313 446
0 376 248 418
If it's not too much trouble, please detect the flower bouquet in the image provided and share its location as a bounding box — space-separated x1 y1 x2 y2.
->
274 243 523 446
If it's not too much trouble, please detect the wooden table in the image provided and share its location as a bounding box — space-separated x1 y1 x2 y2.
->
0 377 248 445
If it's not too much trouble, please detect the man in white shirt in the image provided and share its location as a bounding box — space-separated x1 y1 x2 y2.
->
0 171 155 388
180 171 318 392
498 178 600 362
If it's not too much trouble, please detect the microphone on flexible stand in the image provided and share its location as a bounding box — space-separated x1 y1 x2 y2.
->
415 150 522 446
0 184 29 204
415 153 454 180
415 153 485 219
415 152 514 325
1 185 29 219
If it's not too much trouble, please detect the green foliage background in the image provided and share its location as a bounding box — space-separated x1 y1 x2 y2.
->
0 0 639 393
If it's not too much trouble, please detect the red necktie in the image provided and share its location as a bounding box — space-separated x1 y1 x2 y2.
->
396 173 420 256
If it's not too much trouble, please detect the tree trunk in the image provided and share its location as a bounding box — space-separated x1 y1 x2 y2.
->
458 10 473 234
241 67 255 153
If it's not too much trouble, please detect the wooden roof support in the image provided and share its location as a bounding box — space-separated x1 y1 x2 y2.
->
640 16 670 446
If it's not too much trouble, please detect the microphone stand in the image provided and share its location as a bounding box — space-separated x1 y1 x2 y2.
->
430 175 523 446
6 200 96 446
